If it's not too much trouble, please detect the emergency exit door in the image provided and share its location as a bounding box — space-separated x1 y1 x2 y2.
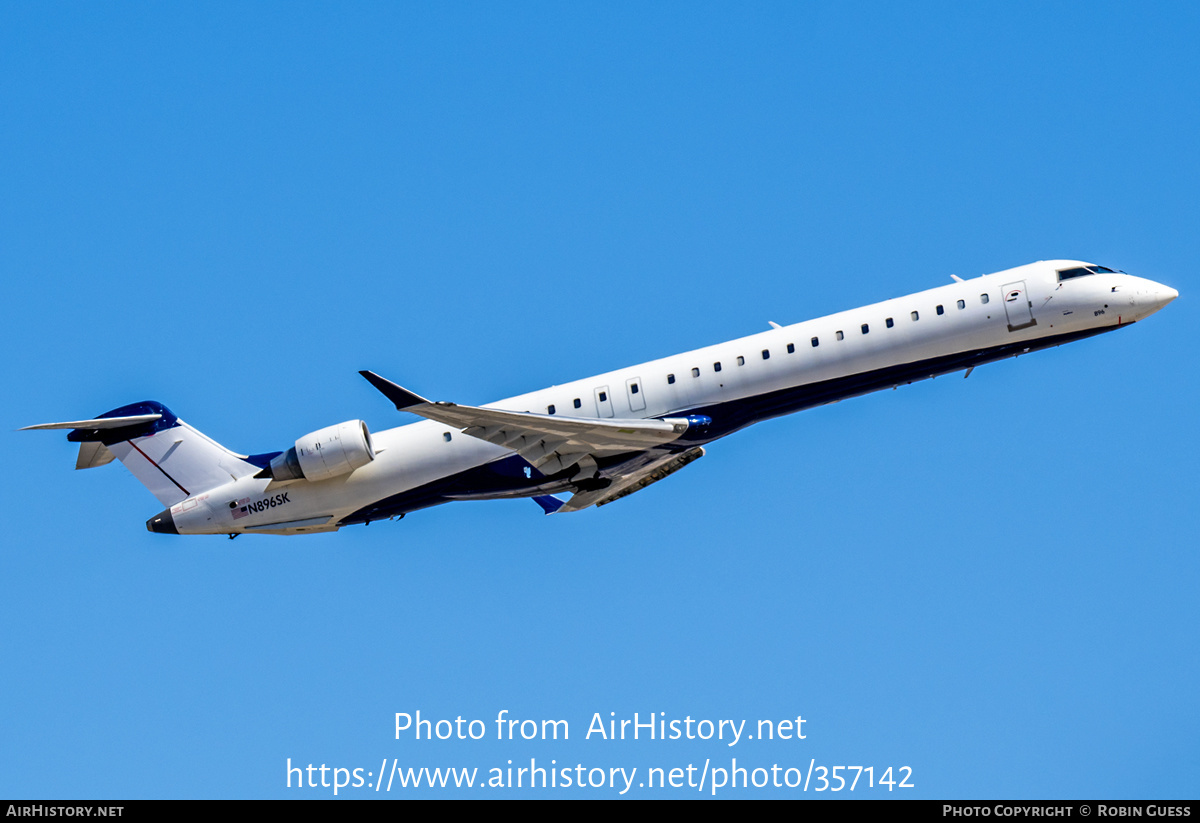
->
594 386 614 418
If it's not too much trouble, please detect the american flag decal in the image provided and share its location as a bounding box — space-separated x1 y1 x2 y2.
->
230 497 250 520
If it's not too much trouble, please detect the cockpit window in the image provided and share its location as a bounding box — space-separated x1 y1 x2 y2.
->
1058 265 1118 281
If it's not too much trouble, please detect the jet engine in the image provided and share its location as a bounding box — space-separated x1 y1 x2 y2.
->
265 420 376 482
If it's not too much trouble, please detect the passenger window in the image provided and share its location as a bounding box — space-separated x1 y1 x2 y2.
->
886 317 894 328
762 349 770 360
691 368 700 378
811 337 819 347
443 432 452 442
667 374 675 385
787 343 795 354
598 392 607 402
737 356 745 366
574 398 582 408
630 383 639 394
911 311 919 321
861 324 869 335
547 405 556 415
980 293 989 304
836 330 844 341
713 362 722 372
957 299 965 310
936 305 945 315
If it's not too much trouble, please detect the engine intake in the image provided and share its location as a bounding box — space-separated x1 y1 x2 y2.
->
267 420 375 482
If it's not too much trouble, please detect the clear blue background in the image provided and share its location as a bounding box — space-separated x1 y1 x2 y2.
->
2 2 1196 798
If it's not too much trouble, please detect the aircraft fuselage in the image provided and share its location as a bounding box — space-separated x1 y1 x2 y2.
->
31 259 1175 537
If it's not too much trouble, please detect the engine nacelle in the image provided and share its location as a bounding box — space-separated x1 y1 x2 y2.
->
267 420 375 482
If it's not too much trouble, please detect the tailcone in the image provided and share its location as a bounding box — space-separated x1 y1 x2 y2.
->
146 509 178 535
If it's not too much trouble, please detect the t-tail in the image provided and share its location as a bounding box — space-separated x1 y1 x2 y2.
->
21 401 264 517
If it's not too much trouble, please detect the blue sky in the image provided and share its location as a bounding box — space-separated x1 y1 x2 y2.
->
2 2 1197 798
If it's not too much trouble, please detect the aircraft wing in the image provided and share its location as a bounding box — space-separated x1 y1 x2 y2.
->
556 446 705 512
360 370 701 477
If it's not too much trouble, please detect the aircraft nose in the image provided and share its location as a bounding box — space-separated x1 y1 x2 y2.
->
1150 283 1179 311
1136 280 1178 318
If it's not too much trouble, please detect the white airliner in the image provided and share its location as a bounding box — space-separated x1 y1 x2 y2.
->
25 260 1177 537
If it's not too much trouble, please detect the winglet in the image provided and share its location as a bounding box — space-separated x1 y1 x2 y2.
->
359 371 431 411
532 494 565 515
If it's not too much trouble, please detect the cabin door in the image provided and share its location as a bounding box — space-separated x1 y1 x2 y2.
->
1002 280 1037 331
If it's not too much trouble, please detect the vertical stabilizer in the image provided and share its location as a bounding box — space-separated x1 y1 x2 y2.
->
23 401 264 507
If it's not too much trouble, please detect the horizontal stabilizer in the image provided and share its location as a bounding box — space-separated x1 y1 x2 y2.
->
75 441 116 470
24 401 262 507
20 414 162 431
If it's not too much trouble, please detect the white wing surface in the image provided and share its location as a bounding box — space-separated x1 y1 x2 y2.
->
359 370 699 478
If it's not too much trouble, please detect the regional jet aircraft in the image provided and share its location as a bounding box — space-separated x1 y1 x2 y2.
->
24 260 1178 536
